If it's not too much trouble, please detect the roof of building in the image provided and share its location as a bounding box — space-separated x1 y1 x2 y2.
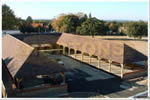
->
12 33 61 46
57 33 147 64
2 34 68 79
15 50 69 78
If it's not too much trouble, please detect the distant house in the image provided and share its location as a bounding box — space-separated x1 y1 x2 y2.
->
118 26 126 33
32 23 43 28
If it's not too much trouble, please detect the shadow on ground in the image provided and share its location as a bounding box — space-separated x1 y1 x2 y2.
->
65 68 124 97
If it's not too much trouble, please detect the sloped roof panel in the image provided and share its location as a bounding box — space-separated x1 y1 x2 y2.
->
2 34 34 78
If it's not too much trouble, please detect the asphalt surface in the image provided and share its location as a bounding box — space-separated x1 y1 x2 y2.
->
49 54 124 96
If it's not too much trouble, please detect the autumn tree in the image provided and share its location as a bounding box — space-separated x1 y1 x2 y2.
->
51 14 80 33
108 21 119 34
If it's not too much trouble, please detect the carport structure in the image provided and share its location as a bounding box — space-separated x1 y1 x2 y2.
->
2 34 68 97
56 33 147 78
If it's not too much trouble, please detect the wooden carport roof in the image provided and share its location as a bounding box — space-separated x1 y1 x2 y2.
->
2 34 68 79
57 33 147 64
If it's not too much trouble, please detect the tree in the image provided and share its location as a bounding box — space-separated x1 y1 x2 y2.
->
51 14 80 33
89 13 92 19
79 14 88 25
19 23 34 33
76 18 109 37
26 16 33 24
48 23 53 31
19 16 33 33
2 4 19 30
75 12 88 25
109 22 119 32
76 26 82 35
62 14 80 33
51 15 65 32
125 21 148 39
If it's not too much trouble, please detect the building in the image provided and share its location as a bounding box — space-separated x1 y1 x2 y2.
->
2 34 68 97
2 33 148 97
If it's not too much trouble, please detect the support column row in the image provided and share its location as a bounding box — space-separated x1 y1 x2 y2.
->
61 45 124 78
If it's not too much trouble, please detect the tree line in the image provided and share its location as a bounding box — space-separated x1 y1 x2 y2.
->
19 16 52 33
2 4 52 33
2 4 148 39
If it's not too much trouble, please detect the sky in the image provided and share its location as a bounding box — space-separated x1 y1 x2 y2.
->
2 0 148 21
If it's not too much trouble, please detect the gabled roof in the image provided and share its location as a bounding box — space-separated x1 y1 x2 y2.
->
15 50 68 78
2 34 68 79
2 34 34 78
57 33 147 64
12 34 61 45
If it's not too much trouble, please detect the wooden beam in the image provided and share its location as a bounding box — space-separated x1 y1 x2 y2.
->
120 64 124 78
98 57 101 68
63 46 65 55
81 52 84 61
68 48 70 55
74 50 77 58
109 60 112 72
89 55 92 64
60 72 65 83
39 49 63 52
16 78 23 89
57 45 60 54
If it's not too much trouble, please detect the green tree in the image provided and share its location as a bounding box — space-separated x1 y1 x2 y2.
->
19 23 34 33
62 14 80 33
2 4 19 30
125 21 148 39
77 18 109 37
89 13 92 19
75 12 88 25
26 16 33 24
48 23 53 31
79 14 88 25
51 14 80 33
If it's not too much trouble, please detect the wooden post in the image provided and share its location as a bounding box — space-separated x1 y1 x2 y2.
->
16 78 19 88
98 57 101 68
109 60 112 72
120 64 124 78
81 52 84 61
74 50 77 58
68 48 70 55
60 72 65 84
2 81 7 98
16 78 22 89
63 46 65 55
89 55 92 64
144 60 147 69
57 45 60 54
